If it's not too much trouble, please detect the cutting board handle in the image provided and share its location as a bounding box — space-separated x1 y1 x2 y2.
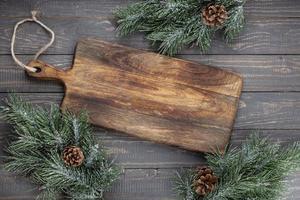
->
26 60 68 82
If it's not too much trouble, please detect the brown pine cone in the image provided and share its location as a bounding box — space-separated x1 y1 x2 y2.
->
193 166 218 197
202 4 228 27
62 146 84 167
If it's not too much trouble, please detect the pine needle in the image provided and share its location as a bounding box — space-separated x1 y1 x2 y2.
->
115 0 246 55
0 94 120 199
174 134 300 200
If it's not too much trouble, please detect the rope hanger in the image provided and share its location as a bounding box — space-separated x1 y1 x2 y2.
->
11 11 55 72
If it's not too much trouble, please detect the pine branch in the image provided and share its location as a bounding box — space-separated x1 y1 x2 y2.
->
216 0 245 8
1 94 120 200
174 134 300 200
224 5 245 41
37 188 59 200
85 144 105 167
146 15 213 55
0 95 46 130
5 150 44 175
174 170 197 200
115 0 246 55
151 28 187 55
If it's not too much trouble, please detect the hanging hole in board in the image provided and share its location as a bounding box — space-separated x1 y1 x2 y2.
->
33 67 42 73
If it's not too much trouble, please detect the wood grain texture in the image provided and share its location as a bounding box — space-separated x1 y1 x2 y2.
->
1 127 300 169
1 55 300 92
1 169 300 200
1 0 300 18
26 39 242 153
1 18 300 55
1 0 300 199
1 92 300 130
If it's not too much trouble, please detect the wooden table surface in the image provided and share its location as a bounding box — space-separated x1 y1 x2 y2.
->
1 0 300 199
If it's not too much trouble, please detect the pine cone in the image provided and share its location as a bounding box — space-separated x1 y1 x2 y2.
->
193 166 218 197
202 4 228 27
62 146 84 167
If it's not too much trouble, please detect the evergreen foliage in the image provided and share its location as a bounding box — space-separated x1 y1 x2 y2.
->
174 134 300 200
0 95 120 200
115 0 246 55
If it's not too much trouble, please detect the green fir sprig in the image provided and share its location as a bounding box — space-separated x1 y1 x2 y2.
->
174 134 300 200
115 0 246 55
0 95 120 200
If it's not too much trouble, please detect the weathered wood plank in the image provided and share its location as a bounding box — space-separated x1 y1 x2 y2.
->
0 0 299 18
182 55 300 92
1 1 300 199
1 92 300 129
0 169 177 200
0 127 205 169
1 55 300 92
236 92 300 129
1 128 300 168
0 55 68 93
108 170 300 200
1 17 300 55
1 169 299 200
0 170 38 200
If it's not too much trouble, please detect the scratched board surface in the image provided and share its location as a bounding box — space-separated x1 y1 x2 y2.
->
1 0 300 199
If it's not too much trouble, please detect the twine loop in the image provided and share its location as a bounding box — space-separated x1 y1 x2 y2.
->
11 11 55 72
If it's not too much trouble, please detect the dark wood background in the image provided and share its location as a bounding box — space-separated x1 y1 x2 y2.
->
1 0 300 199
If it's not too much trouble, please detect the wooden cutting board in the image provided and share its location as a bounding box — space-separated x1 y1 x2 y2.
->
27 38 243 153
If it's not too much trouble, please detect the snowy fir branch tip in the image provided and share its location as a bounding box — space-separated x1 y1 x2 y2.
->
115 0 246 55
174 134 300 200
0 95 120 200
